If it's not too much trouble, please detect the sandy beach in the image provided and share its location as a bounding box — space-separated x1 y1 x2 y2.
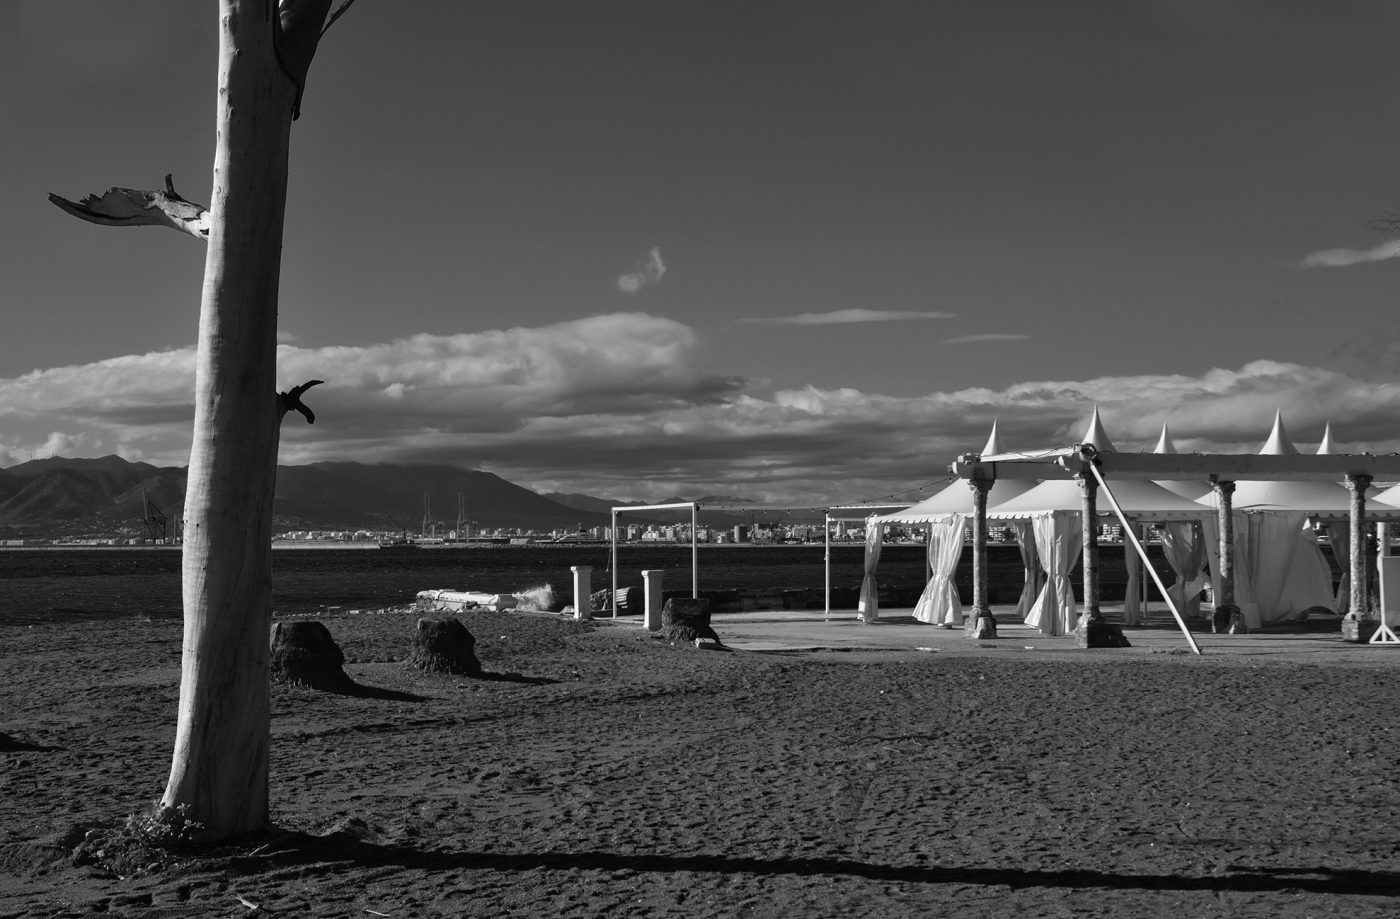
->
4 604 1400 918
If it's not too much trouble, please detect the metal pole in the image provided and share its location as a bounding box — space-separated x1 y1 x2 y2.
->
692 502 698 598
610 509 618 618
824 512 831 617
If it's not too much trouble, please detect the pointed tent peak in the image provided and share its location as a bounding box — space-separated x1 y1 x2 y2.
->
1080 406 1117 453
1259 409 1299 455
1153 423 1178 455
979 420 1004 457
1316 422 1337 456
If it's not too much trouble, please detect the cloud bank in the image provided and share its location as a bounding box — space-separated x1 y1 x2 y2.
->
617 247 666 292
740 309 956 326
1300 238 1400 268
2 315 1398 503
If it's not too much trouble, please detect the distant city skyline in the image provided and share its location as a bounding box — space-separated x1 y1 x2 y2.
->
3 2 1400 503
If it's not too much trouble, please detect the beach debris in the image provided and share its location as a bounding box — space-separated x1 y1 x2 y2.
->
590 586 641 614
269 620 356 693
410 618 482 677
415 589 518 613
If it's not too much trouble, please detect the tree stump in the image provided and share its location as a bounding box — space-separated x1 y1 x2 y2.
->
662 598 721 646
269 621 355 692
411 618 482 676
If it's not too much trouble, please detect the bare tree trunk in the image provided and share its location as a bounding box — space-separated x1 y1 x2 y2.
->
50 0 339 843
159 1 297 840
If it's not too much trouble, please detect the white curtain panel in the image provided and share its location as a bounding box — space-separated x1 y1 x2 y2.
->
1025 511 1082 636
912 515 966 625
858 520 884 621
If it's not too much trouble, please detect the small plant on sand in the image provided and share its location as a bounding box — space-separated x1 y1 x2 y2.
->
514 584 556 611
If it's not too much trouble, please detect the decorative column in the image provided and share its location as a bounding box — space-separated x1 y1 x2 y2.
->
1074 466 1111 647
571 565 592 622
641 569 663 631
965 470 997 639
1210 478 1243 633
1342 474 1376 642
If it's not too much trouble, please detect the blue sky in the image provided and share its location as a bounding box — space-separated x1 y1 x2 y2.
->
3 1 1400 503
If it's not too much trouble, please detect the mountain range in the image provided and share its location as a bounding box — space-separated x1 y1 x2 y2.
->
0 456 633 539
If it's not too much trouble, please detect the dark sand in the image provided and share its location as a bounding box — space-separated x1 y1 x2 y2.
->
3 606 1400 917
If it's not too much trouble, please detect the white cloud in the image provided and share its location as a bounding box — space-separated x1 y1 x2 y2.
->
1300 238 1400 268
943 333 1029 344
617 246 666 293
739 309 956 326
4 317 1400 503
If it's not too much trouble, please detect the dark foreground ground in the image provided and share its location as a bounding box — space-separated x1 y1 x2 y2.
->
3 606 1400 918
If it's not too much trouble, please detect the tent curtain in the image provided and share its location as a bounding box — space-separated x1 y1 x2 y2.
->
912 514 966 626
1160 521 1207 620
858 521 883 621
1245 513 1332 625
1025 511 1081 636
1329 525 1350 612
1122 522 1142 625
1011 519 1040 619
1199 512 1260 629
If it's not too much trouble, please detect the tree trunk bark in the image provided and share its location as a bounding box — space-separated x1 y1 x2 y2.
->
160 0 297 841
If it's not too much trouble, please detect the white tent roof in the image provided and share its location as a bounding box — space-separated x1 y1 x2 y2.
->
1191 411 1367 518
1152 422 1211 500
987 477 1208 520
875 477 1037 523
875 421 1038 523
1198 479 1358 516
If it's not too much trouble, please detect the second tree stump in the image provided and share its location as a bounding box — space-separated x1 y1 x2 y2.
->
411 618 482 676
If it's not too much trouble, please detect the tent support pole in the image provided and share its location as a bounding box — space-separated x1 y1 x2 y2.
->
1088 461 1201 654
1208 477 1242 633
966 471 997 638
824 513 831 618
1342 474 1376 642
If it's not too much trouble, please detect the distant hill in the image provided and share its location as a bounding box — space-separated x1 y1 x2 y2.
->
0 456 628 539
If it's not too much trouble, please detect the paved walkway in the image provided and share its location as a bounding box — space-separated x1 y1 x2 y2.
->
596 604 1400 663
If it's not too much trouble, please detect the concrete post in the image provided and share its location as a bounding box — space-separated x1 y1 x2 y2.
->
642 569 663 631
571 566 592 621
1342 474 1375 642
1210 478 1242 633
965 471 997 639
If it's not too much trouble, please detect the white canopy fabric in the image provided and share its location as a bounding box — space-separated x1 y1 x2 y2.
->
1024 511 1082 635
1215 479 1358 519
858 522 883 621
872 476 1037 524
911 514 966 625
1196 510 1335 627
988 477 1211 519
987 477 1208 635
1160 521 1208 621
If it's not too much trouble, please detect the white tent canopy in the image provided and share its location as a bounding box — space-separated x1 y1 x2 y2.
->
986 476 1209 635
863 422 1039 626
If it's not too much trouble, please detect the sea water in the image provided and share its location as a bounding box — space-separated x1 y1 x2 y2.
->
0 543 1177 624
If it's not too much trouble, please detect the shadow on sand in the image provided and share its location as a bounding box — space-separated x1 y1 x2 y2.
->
238 830 1400 898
